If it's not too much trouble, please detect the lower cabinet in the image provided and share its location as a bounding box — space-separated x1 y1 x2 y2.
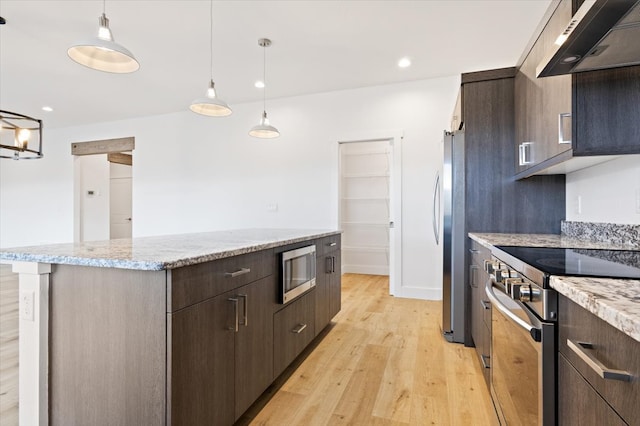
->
558 295 639 425
468 238 491 388
315 237 341 336
274 289 316 377
169 275 275 424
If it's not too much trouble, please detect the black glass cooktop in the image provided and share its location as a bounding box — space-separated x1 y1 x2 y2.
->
495 246 640 280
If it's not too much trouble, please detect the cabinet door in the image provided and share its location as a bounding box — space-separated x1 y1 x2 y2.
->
328 251 341 319
170 294 236 426
315 255 331 335
234 276 276 419
558 354 626 426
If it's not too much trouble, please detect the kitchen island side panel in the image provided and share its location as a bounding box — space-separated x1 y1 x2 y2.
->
49 265 167 425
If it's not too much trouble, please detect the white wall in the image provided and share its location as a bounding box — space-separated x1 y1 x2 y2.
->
0 76 460 299
75 154 110 242
566 155 640 225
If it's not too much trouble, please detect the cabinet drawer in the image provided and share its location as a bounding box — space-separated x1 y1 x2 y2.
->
469 239 490 268
316 234 341 256
558 353 625 426
169 249 275 312
559 295 640 423
274 290 316 377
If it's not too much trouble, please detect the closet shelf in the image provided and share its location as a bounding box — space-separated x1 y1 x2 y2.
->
341 221 389 227
343 246 389 252
340 197 390 201
342 150 390 157
341 173 390 179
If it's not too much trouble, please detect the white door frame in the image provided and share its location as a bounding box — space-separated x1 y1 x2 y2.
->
337 130 403 295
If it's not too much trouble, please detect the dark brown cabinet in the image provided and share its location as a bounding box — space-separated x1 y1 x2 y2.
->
558 295 640 425
170 275 276 424
514 0 640 179
515 0 572 175
468 239 491 388
274 289 316 377
315 235 342 336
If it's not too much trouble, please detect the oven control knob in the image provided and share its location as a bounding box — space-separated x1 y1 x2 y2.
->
504 277 523 296
484 260 500 274
519 286 541 302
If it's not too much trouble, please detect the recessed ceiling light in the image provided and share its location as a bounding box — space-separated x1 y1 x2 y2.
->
255 81 265 88
42 106 53 112
398 57 411 68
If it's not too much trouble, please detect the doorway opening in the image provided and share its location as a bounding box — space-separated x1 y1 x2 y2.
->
338 133 402 295
72 137 134 242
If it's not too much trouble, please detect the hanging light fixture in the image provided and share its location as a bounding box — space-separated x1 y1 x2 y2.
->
67 0 139 73
189 0 232 117
0 111 44 160
249 38 279 139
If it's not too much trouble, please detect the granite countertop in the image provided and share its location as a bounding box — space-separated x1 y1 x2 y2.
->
0 229 340 271
469 232 640 343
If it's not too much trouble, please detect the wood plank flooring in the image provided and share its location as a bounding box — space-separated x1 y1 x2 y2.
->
241 274 498 426
0 264 18 426
0 270 497 426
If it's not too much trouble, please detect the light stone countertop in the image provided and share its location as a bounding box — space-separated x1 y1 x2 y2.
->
468 232 640 343
0 229 341 271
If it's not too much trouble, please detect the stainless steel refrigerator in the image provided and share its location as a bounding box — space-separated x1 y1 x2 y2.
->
433 130 465 343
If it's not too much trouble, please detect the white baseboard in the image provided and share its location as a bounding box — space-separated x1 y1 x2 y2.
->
392 286 442 301
342 264 389 276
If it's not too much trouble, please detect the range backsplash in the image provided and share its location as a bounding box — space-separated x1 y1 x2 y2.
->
561 221 640 247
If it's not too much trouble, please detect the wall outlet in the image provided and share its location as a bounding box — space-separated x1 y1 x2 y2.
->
267 203 278 212
575 195 582 215
20 290 35 322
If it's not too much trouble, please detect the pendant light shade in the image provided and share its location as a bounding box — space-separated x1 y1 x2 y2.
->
190 0 232 117
68 11 139 73
249 111 280 138
250 38 279 139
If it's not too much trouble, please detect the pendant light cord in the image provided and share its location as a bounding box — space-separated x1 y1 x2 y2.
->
102 0 106 14
209 0 214 82
262 43 266 114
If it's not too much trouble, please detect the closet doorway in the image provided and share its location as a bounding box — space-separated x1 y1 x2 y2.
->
338 134 402 295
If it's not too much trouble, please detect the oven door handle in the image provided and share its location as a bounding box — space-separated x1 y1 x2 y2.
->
485 282 542 342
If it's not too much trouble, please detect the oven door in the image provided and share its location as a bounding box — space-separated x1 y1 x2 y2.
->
485 282 556 426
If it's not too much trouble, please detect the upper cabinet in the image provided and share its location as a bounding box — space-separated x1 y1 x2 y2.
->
514 0 640 179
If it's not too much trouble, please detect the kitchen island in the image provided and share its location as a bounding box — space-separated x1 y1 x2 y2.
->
0 229 341 426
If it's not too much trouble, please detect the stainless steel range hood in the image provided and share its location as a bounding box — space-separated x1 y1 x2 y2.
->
537 0 640 77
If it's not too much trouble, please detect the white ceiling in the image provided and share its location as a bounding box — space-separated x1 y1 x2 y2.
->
0 0 551 129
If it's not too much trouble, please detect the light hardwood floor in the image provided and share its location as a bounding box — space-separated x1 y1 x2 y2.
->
0 264 18 426
241 274 498 426
0 270 497 426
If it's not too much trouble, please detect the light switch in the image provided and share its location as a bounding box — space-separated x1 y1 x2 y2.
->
267 203 278 212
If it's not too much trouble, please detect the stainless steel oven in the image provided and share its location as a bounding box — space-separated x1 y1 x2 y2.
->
485 255 556 426
281 245 316 304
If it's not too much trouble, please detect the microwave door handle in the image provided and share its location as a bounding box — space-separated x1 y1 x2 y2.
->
485 282 542 342
432 172 440 244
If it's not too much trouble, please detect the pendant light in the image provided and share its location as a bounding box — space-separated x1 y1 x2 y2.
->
249 38 279 139
189 0 232 117
0 110 44 160
67 0 139 73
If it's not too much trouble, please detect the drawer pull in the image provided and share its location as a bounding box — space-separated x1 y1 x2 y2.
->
469 249 479 254
327 242 337 247
481 354 490 369
480 299 490 310
291 323 307 334
567 339 632 382
225 267 251 278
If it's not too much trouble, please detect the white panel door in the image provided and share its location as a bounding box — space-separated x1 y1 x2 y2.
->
109 163 132 239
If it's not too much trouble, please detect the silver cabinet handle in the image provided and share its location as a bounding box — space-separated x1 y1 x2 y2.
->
326 256 332 274
432 172 440 244
481 354 490 369
225 267 251 278
331 256 336 273
567 340 632 382
469 265 479 288
469 249 479 254
228 298 239 332
519 142 533 166
327 242 337 247
558 112 571 144
238 294 248 327
480 299 490 310
292 323 307 334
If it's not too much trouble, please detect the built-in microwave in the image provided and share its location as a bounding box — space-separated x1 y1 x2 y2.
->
281 245 316 304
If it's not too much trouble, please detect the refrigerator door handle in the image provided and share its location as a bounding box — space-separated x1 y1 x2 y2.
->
432 171 441 244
